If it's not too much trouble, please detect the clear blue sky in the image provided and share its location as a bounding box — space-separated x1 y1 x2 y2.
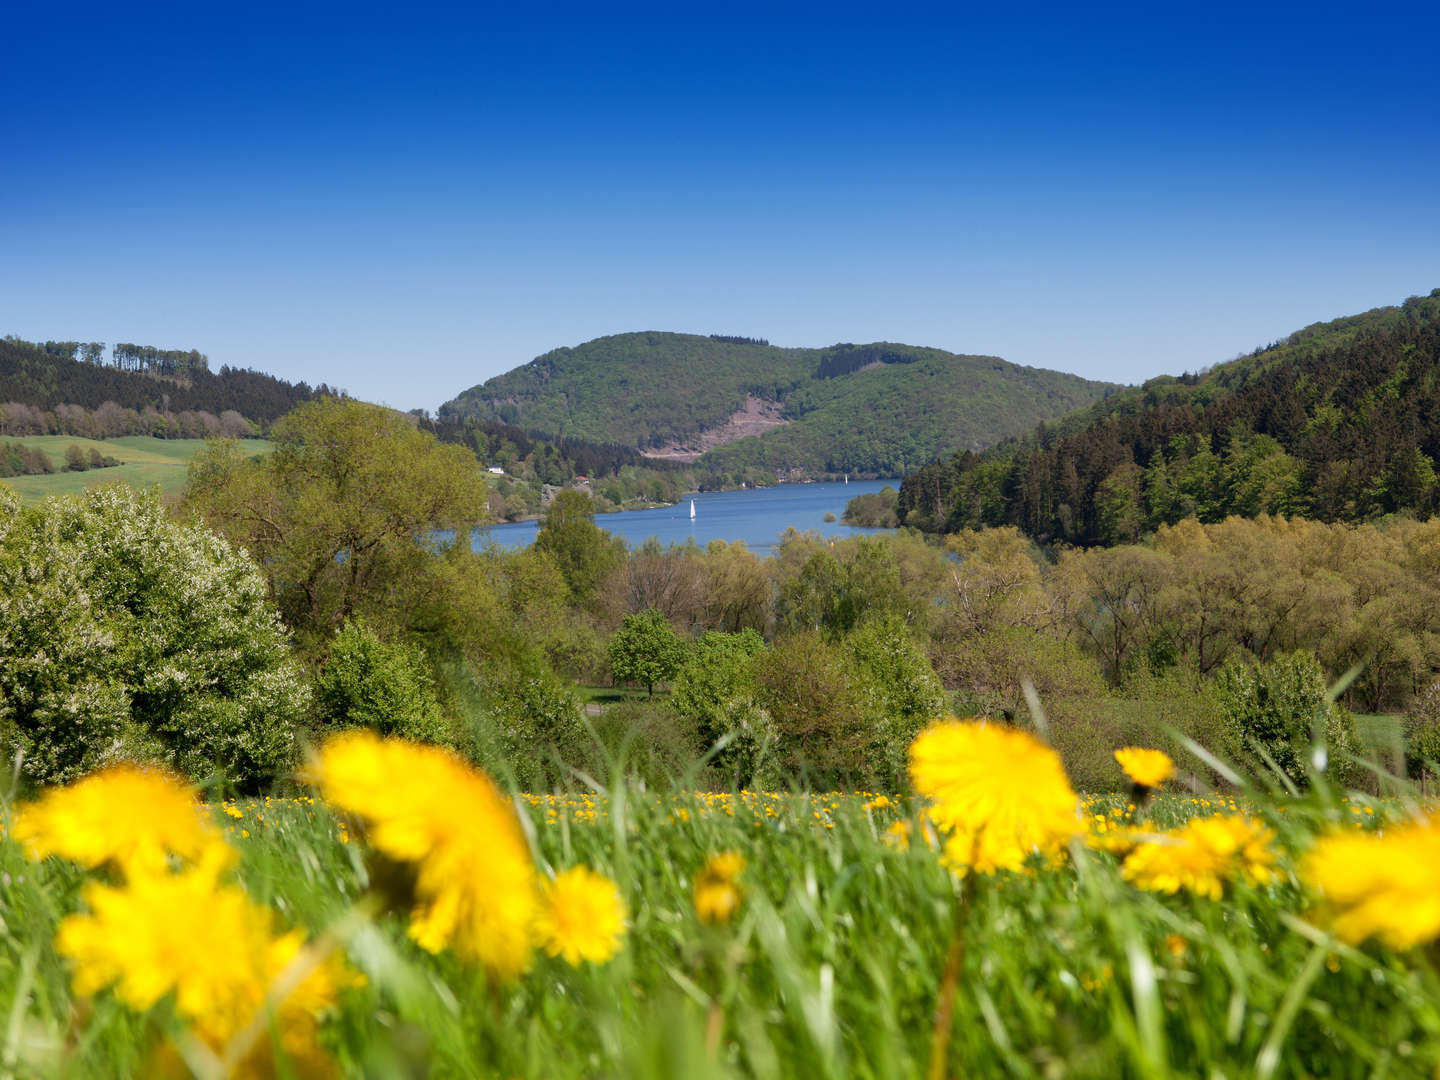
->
3 2 1437 412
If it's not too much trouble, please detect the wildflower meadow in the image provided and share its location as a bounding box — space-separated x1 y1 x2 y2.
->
2 723 1439 1078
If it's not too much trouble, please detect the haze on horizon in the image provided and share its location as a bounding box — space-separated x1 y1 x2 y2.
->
3 2 1437 412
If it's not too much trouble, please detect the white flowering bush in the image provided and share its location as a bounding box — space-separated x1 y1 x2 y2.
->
0 484 308 789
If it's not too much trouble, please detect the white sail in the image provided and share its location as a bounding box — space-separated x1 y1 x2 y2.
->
689 499 696 519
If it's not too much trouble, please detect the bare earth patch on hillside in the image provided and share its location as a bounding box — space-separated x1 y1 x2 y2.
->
640 395 789 461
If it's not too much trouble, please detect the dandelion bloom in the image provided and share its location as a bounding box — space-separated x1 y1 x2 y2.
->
908 719 1080 874
882 820 912 850
13 765 230 877
1114 747 1175 789
305 732 539 978
56 858 354 1075
536 866 627 965
694 852 745 925
1302 815 1440 949
1122 815 1277 900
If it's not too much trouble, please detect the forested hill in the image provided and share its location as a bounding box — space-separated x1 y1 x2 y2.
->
439 332 1120 478
0 336 330 436
898 289 1440 545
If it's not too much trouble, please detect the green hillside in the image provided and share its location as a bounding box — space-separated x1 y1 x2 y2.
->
440 333 1119 477
898 288 1440 545
0 436 272 502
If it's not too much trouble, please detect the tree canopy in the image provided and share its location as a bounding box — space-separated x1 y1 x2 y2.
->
184 397 490 647
0 484 307 789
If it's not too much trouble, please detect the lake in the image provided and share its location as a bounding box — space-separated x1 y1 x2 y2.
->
474 479 898 555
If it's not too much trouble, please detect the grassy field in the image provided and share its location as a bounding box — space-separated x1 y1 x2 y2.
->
0 437 273 502
2 764 1436 1078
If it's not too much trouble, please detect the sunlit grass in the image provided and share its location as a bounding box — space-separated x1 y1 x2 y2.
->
3 772 1438 1077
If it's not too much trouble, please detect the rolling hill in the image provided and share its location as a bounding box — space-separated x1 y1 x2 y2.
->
0 436 273 502
439 333 1120 478
898 288 1440 545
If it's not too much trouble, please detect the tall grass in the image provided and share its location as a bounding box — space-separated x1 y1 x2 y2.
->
2 762 1437 1077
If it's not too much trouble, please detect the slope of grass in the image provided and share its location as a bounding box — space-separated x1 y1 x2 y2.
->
0 437 272 502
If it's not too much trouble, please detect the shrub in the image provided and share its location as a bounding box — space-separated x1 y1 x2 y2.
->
314 620 449 745
478 653 589 791
756 632 869 786
669 629 776 788
848 616 946 789
0 485 307 790
1403 679 1440 779
1214 651 1359 789
591 700 706 790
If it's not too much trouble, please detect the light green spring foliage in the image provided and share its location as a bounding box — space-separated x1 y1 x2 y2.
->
3 781 1437 1078
534 490 627 608
670 630 776 788
608 609 688 697
1215 651 1360 791
314 620 449 745
846 616 946 787
184 398 489 651
0 485 307 790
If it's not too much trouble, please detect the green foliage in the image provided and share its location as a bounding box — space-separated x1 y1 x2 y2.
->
534 491 627 607
607 610 688 696
184 398 489 649
1215 651 1360 789
775 535 906 639
0 334 317 435
755 631 871 785
473 653 590 791
668 629 775 787
901 289 1440 542
1402 679 1440 778
841 485 899 527
589 699 706 790
846 616 946 787
440 331 1116 478
314 620 449 744
0 485 307 790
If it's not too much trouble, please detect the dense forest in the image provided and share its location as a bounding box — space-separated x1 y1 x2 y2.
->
0 335 331 436
439 331 1118 478
422 415 702 519
899 290 1440 545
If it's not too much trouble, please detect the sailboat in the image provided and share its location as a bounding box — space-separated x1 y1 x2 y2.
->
689 499 696 520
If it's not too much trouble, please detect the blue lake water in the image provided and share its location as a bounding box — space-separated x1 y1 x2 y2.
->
473 480 898 555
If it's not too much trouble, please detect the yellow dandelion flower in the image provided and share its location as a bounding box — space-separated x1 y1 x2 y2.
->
1122 815 1277 899
1302 815 1440 950
694 852 745 925
305 732 539 979
908 718 1080 874
13 765 230 877
882 820 912 850
535 867 627 966
1114 747 1175 789
55 860 355 1075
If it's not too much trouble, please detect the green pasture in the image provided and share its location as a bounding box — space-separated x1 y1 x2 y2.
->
0 437 273 502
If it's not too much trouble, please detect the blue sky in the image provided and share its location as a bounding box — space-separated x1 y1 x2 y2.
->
3 2 1438 411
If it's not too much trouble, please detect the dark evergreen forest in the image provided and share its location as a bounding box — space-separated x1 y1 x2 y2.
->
0 336 332 436
899 289 1440 545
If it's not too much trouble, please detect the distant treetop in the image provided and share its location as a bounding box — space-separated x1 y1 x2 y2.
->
708 334 770 346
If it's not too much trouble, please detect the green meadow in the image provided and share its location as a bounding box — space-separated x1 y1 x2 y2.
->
0 437 273 502
3 779 1436 1078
